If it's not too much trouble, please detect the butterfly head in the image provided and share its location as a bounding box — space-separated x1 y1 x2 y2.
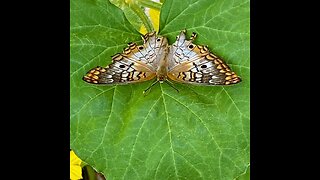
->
144 75 179 94
157 75 166 83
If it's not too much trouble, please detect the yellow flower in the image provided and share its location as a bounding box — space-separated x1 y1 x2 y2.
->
70 150 83 180
140 8 160 34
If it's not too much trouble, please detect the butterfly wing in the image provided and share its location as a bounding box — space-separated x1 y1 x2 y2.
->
167 30 241 85
83 32 168 85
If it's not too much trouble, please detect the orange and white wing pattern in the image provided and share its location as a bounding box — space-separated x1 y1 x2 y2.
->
83 32 168 84
167 30 241 85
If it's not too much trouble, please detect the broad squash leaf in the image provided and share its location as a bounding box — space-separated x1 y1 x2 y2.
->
70 0 250 179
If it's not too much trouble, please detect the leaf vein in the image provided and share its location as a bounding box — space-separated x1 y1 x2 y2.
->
162 0 200 32
222 87 249 144
123 96 162 179
160 85 179 178
204 1 249 26
86 86 117 160
174 151 203 178
162 92 223 153
154 150 170 179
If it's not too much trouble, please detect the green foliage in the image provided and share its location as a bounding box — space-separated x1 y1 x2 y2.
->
70 0 250 179
236 166 250 180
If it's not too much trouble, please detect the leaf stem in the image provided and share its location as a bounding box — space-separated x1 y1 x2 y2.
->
138 0 162 10
129 3 154 33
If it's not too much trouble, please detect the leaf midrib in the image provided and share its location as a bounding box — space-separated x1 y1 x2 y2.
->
160 84 179 178
123 96 162 179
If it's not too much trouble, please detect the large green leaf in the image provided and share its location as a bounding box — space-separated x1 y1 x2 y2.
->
70 0 250 179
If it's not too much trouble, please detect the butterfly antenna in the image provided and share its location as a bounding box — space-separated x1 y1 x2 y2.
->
165 80 179 93
143 80 159 94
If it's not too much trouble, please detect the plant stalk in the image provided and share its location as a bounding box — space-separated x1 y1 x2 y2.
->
129 2 154 33
138 0 162 10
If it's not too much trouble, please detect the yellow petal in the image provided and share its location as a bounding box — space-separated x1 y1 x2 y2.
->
139 8 160 34
139 26 147 35
70 151 82 165
70 165 83 180
149 8 160 32
70 151 82 179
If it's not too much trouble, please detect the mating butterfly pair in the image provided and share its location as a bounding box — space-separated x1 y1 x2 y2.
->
83 30 241 91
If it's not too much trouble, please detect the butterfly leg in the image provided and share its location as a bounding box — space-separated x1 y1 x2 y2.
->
165 80 179 93
143 79 159 94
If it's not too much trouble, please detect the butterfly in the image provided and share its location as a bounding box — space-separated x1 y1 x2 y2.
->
83 30 241 92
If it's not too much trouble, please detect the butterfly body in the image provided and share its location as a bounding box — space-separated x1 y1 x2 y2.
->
83 30 241 87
